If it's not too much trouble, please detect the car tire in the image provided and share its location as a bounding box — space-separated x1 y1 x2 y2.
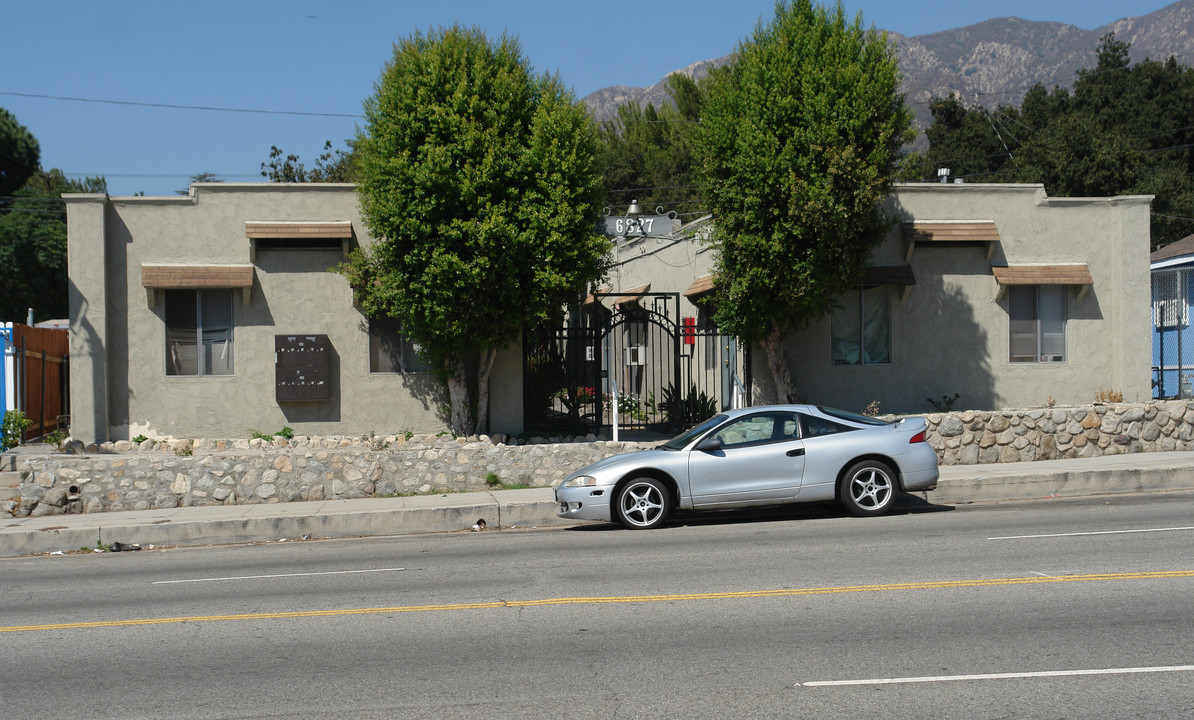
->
614 477 670 529
839 460 897 517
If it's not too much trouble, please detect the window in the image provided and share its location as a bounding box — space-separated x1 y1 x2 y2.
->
831 285 891 365
710 411 800 449
1152 270 1189 329
369 318 432 373
1009 285 1066 362
799 413 851 438
165 289 233 376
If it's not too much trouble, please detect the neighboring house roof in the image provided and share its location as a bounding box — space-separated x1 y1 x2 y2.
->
1152 234 1194 269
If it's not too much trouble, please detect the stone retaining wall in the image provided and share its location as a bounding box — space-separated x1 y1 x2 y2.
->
8 401 1194 518
922 401 1194 465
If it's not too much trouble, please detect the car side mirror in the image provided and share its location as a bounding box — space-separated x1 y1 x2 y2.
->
695 436 722 452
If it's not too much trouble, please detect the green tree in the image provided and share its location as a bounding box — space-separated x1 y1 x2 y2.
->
1 108 40 199
697 0 912 402
176 172 223 195
341 26 608 434
261 140 358 183
595 73 707 214
0 169 106 322
920 33 1194 248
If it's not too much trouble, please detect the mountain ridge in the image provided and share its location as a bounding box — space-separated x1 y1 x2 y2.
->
582 0 1194 135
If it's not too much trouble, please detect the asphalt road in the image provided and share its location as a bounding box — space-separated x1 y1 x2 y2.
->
2 491 1193 719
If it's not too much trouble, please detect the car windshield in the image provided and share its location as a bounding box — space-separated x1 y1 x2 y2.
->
817 406 891 426
659 414 727 450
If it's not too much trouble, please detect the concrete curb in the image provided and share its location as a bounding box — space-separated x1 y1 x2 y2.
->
3 453 1193 557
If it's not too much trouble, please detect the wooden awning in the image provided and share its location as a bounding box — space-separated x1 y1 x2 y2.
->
684 275 715 299
244 221 353 239
902 220 1000 262
141 264 254 306
991 264 1093 300
246 221 353 260
613 284 651 307
582 286 611 309
991 264 1093 285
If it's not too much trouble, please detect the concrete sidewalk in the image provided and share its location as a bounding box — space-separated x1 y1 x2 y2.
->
3 452 1194 557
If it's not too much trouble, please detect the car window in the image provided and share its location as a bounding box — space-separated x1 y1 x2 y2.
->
800 413 853 438
712 412 800 449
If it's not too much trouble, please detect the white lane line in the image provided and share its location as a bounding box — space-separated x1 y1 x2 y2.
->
800 665 1194 687
152 567 406 585
989 526 1194 540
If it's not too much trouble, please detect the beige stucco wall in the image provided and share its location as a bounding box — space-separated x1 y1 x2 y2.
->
66 184 524 442
67 181 1151 441
609 184 1153 415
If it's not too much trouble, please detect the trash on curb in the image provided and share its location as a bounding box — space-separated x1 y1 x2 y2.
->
472 518 487 531
109 541 142 552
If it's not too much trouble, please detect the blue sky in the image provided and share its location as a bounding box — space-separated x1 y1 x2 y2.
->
1 0 1175 197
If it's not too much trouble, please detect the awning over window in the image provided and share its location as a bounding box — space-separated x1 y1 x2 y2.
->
613 283 651 307
902 220 1000 262
141 264 254 306
991 264 1093 285
244 221 353 239
245 221 353 260
582 286 611 310
684 275 715 299
991 264 1093 300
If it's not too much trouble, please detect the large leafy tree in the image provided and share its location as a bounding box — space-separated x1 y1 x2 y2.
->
0 169 106 322
1 108 40 198
595 73 707 215
697 0 913 402
341 26 608 434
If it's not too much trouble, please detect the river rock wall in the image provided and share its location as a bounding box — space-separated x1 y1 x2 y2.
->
8 401 1193 517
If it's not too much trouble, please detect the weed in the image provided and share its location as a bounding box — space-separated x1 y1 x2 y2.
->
927 393 961 413
43 430 69 451
277 426 294 439
1095 388 1124 403
2 410 34 450
131 434 149 444
485 472 502 487
863 400 881 417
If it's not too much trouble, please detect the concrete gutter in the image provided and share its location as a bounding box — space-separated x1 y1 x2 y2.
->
2 453 1193 557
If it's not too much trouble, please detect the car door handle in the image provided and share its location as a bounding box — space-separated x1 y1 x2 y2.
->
786 448 805 457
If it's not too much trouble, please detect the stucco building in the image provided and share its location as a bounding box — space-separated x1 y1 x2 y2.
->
64 182 1151 443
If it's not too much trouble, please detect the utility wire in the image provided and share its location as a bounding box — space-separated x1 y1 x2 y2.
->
0 91 363 118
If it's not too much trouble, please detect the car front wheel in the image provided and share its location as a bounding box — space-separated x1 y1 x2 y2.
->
840 460 897 517
615 477 670 529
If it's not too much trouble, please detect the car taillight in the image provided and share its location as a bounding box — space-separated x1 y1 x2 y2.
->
909 430 926 444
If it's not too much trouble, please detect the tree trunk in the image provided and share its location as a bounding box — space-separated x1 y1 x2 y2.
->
445 358 473 436
763 320 798 403
474 347 498 435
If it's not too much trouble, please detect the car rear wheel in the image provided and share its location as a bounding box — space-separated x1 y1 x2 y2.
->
840 460 897 517
615 477 670 529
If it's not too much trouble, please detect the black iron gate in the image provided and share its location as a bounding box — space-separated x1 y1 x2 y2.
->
523 293 750 436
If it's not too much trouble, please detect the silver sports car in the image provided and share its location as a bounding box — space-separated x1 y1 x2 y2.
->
556 405 939 529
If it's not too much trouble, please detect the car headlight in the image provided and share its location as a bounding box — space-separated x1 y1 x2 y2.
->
563 475 598 488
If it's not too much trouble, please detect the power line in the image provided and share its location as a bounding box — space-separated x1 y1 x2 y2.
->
0 91 363 119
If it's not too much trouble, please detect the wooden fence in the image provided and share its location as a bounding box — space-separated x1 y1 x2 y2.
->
10 324 70 442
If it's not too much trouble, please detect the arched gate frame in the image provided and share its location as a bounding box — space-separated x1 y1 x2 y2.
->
523 292 751 436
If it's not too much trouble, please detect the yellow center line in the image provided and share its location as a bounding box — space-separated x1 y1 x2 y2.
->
4 570 1192 634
